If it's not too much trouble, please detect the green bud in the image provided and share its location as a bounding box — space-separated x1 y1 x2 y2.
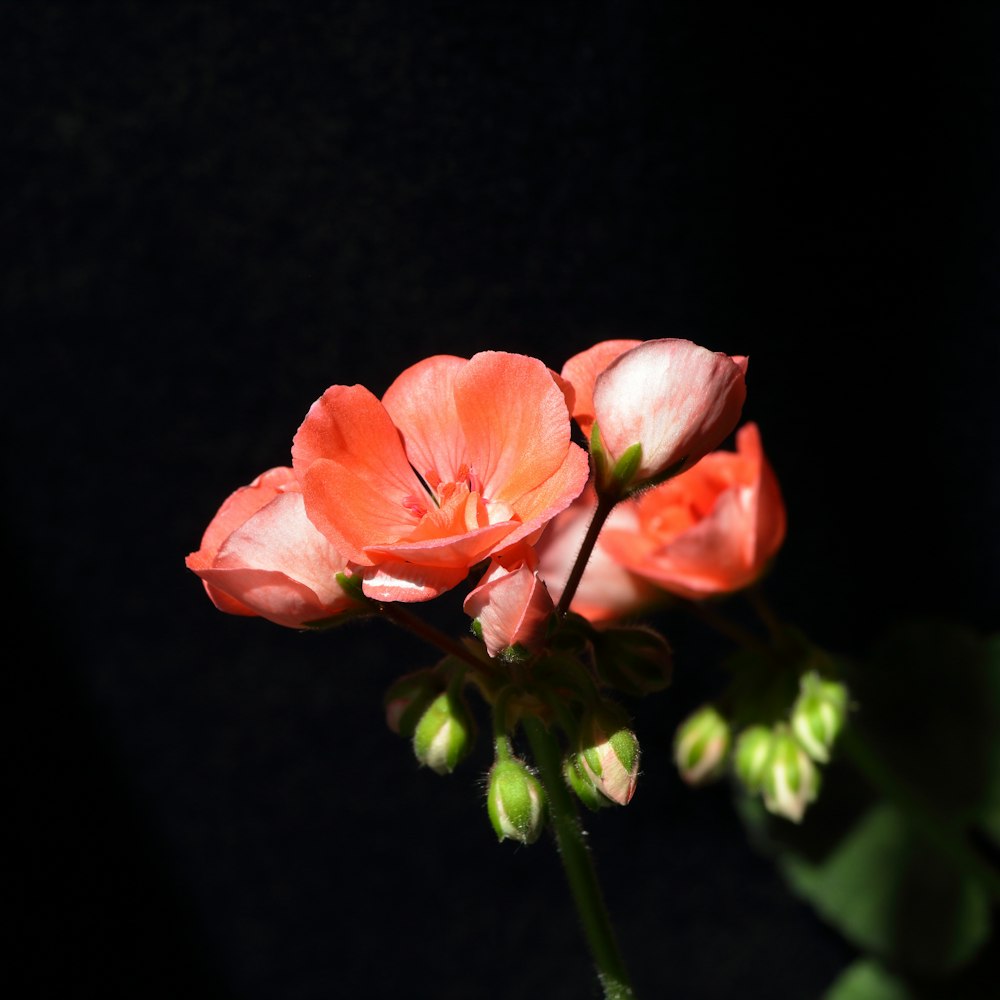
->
412 692 476 775
733 724 775 793
487 758 547 844
383 670 442 739
591 625 673 697
791 671 848 763
578 702 640 806
563 752 611 812
762 726 820 823
674 704 731 786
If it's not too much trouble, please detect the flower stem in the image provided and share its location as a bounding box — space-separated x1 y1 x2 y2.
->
377 602 500 680
522 715 637 999
556 492 618 616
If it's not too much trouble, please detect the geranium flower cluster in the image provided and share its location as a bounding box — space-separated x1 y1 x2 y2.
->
188 339 778 631
188 338 812 833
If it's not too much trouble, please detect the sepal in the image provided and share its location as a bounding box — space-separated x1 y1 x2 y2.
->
591 625 673 696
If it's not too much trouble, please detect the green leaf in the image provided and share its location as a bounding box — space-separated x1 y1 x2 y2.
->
825 959 915 1000
780 802 991 975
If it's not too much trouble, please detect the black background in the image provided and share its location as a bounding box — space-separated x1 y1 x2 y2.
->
7 4 999 998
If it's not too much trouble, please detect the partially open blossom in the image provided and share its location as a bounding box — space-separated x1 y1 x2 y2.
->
292 352 589 602
562 338 747 489
535 486 655 622
578 704 640 806
464 545 554 659
186 467 358 628
598 423 785 599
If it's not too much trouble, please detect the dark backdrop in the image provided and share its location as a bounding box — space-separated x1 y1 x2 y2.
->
7 4 999 998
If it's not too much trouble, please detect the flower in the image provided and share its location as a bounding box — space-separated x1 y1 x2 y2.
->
598 423 785 599
562 338 748 489
535 486 655 622
186 467 358 628
464 545 554 659
292 352 589 602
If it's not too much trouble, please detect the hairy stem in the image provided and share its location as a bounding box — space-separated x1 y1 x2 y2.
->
522 716 637 999
556 492 617 616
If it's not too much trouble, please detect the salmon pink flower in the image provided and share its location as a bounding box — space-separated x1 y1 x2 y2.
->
186 467 358 628
598 423 786 599
562 338 748 490
464 545 554 658
292 352 589 602
535 486 655 623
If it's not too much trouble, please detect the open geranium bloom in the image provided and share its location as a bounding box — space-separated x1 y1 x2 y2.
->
292 351 589 601
598 423 786 598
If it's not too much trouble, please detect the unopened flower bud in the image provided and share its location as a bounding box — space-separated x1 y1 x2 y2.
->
591 625 673 697
412 692 476 775
563 752 611 812
383 670 441 739
791 672 848 763
733 725 775 793
578 704 640 805
762 727 820 823
487 758 547 844
674 705 731 785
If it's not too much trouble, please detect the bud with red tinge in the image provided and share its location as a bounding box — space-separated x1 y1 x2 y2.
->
578 704 640 805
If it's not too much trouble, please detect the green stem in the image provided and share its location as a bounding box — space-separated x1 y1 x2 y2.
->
377 602 500 680
556 492 617 616
841 725 1000 903
522 716 637 1000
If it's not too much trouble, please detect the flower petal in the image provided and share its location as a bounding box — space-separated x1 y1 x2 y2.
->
360 561 470 602
454 351 576 506
190 491 353 627
592 339 747 479
381 355 468 486
292 384 426 562
561 339 641 439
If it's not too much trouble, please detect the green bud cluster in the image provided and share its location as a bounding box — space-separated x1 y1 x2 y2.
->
726 671 848 823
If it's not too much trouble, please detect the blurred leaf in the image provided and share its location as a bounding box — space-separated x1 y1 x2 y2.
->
825 959 915 1000
781 802 990 974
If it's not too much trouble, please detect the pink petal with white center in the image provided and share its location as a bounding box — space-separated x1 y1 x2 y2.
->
592 339 747 481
